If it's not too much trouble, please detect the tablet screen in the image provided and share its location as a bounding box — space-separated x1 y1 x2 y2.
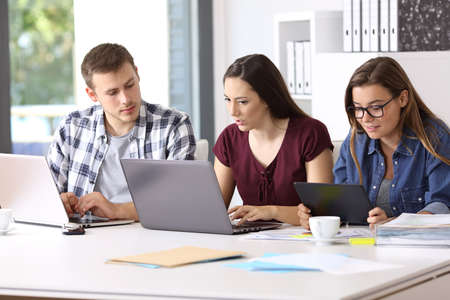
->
294 182 373 225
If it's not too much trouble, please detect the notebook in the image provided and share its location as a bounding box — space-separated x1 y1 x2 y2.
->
0 153 134 227
293 182 373 225
108 246 246 268
120 159 282 234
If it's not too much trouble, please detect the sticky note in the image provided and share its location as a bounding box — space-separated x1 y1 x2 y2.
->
349 237 375 245
289 234 313 239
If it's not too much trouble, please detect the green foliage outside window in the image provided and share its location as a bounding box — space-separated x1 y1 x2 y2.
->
9 0 74 106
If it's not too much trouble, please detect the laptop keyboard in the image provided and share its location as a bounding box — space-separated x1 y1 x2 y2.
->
232 221 280 233
232 225 262 233
69 212 110 224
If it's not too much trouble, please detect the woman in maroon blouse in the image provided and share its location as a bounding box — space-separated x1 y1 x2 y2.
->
213 54 334 226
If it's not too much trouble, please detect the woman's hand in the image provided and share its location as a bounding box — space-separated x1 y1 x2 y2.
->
297 203 311 230
367 207 388 229
228 205 276 225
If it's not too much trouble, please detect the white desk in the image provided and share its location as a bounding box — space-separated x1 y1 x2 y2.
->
0 223 449 300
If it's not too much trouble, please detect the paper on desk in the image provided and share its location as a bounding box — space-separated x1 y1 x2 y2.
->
252 253 401 275
376 237 450 246
107 261 160 269
380 213 450 227
108 246 245 268
243 227 371 241
226 253 318 274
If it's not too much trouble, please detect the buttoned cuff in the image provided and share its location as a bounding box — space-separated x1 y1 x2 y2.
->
419 202 450 214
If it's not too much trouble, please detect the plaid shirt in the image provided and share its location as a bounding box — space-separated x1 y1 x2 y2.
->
47 101 196 197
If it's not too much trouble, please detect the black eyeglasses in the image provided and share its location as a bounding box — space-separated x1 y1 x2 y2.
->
347 96 396 119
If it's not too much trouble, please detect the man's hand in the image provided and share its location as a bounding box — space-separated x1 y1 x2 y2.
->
297 203 311 230
367 207 388 229
77 192 119 219
228 205 276 225
60 192 79 217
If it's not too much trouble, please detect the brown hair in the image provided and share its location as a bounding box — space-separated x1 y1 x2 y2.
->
223 54 307 119
81 43 136 89
344 56 449 183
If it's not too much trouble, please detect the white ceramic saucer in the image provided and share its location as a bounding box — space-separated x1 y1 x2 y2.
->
312 237 341 245
0 227 15 235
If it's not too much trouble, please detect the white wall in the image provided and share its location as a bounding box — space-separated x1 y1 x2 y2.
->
213 0 343 140
73 0 169 108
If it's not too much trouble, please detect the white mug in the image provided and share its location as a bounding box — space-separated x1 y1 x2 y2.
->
0 208 15 233
309 216 340 240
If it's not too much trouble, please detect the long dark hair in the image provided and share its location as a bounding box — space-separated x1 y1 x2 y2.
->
344 56 449 183
223 54 307 119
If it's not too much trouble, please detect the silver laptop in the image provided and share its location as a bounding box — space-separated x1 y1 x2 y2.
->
120 159 281 235
0 153 134 228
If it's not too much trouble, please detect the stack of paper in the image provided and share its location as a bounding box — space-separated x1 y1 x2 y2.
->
107 246 245 268
376 213 450 247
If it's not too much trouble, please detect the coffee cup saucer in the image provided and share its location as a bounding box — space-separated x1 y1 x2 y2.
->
312 237 340 245
0 227 15 235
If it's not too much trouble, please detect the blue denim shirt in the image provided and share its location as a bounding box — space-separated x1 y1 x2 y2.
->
334 122 450 216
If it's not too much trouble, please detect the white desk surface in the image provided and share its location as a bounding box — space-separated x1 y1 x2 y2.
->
0 223 449 300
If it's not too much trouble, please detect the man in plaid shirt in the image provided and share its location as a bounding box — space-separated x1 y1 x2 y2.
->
47 43 196 221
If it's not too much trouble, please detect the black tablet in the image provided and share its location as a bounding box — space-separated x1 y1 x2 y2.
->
293 182 373 225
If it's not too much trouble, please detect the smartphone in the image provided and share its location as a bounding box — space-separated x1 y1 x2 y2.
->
62 224 85 235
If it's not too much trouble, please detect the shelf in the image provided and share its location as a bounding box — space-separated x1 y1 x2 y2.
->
274 11 342 117
274 10 343 77
318 50 450 58
291 94 312 101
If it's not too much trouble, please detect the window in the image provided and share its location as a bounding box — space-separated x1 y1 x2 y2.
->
168 0 193 118
4 0 213 155
8 0 75 154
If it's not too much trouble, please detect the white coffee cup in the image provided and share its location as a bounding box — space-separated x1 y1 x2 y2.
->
309 216 340 241
0 208 15 233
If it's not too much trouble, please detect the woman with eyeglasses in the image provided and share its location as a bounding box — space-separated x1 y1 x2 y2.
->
298 56 449 228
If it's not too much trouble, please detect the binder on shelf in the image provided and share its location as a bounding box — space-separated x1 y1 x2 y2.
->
361 0 371 52
389 0 450 51
286 41 296 94
352 0 362 52
343 0 353 52
370 0 380 52
379 0 389 51
389 0 398 51
294 41 304 95
303 41 312 95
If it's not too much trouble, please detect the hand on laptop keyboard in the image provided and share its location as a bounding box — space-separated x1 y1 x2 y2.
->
72 211 109 222
231 219 277 228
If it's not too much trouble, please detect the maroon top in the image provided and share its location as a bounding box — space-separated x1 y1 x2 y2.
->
213 117 333 206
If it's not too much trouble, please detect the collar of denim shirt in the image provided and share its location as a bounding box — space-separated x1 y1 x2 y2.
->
366 126 416 157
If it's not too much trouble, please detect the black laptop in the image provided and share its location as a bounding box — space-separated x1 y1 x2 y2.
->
294 182 373 225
